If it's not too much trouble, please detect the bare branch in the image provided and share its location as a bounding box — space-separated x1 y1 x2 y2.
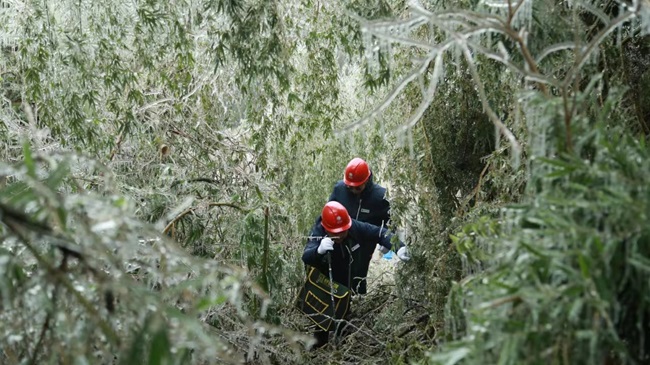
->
397 53 443 134
163 202 250 234
562 10 637 88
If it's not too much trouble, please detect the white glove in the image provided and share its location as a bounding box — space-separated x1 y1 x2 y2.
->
376 244 390 255
397 246 410 261
317 237 335 255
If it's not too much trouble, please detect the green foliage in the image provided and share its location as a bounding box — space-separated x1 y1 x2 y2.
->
2 0 650 363
353 0 650 363
0 146 307 364
2 0 407 360
434 124 650 364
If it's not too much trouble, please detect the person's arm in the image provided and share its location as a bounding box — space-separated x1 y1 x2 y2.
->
357 220 410 261
327 184 337 202
379 226 405 252
302 224 329 267
328 180 348 202
355 220 403 251
378 196 391 228
371 186 391 228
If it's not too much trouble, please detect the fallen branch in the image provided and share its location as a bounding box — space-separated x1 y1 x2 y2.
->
170 178 220 189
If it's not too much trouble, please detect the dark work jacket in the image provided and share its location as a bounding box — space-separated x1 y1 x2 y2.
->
328 173 390 227
313 173 395 294
302 219 401 294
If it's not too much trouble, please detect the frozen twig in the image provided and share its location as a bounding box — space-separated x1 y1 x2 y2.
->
458 40 522 166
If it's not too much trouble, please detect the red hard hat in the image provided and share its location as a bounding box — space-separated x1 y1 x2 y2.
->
343 158 370 187
321 201 352 233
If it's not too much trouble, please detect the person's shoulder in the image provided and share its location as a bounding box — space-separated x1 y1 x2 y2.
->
309 219 326 236
351 219 378 232
330 180 347 195
369 182 388 199
373 182 387 193
333 180 346 189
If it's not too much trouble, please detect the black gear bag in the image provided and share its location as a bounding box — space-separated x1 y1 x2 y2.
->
295 266 351 331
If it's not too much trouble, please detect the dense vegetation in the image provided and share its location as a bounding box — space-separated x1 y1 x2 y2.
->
1 0 649 364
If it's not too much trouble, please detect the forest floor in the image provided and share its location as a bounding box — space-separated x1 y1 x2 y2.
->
275 248 434 364
300 251 406 364
368 250 399 286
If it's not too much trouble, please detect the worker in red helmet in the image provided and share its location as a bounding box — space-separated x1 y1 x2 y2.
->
314 157 408 295
302 201 409 348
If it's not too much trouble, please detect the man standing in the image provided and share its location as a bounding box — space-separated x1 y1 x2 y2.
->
302 201 410 348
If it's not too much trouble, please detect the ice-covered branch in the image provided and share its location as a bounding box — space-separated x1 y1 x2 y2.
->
458 39 521 165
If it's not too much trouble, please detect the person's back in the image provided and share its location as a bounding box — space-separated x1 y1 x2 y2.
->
331 157 390 227
329 174 389 227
